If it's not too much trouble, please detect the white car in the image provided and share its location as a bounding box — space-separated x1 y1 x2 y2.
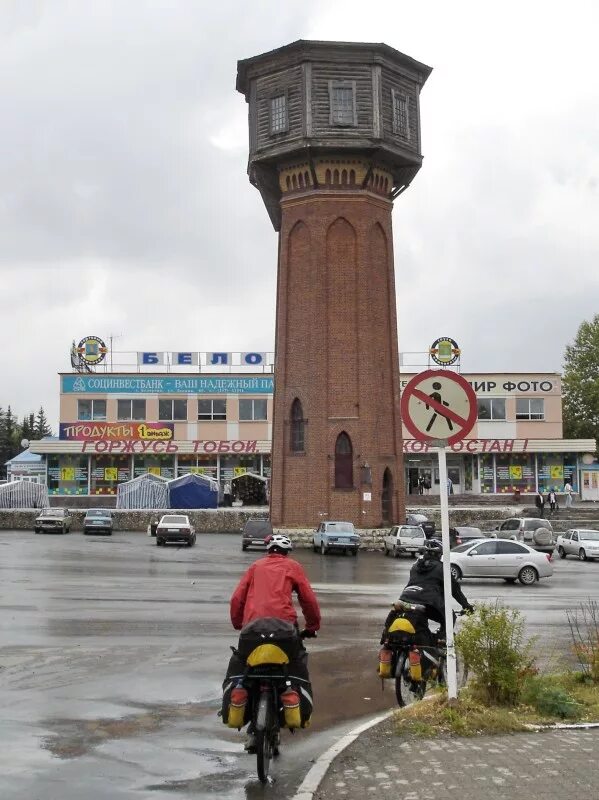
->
450 538 553 585
155 514 196 547
383 525 426 558
556 529 599 561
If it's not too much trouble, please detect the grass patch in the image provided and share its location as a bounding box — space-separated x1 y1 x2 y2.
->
392 673 599 738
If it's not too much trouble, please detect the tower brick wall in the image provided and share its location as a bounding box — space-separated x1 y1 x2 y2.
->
270 188 405 527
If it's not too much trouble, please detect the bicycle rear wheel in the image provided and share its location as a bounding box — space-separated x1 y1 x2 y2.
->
394 652 426 707
255 694 273 783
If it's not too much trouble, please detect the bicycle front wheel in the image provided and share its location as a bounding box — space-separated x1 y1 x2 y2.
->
255 695 273 783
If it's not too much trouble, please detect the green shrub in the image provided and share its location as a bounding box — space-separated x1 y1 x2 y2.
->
455 601 536 706
522 677 581 719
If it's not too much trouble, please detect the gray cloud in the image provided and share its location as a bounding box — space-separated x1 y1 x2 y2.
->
1 0 598 427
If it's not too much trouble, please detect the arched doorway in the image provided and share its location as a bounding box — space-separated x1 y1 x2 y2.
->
382 468 393 524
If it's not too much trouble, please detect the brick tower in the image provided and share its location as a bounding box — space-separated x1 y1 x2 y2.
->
237 41 431 528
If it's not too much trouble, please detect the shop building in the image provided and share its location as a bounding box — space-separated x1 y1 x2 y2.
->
26 368 597 502
30 372 273 502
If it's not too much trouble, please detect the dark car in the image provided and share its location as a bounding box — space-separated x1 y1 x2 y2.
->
241 519 273 551
452 526 486 545
83 509 114 535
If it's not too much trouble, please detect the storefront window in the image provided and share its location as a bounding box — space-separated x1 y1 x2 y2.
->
495 453 535 494
47 455 89 495
477 399 506 420
220 454 262 482
117 399 146 421
239 399 267 421
538 453 578 492
158 399 187 421
78 399 106 421
177 454 218 478
133 454 175 479
480 454 495 493
91 455 131 495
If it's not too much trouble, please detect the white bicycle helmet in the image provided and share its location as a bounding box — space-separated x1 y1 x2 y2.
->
266 534 293 552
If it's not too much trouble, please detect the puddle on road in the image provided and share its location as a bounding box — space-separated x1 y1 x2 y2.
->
41 701 215 759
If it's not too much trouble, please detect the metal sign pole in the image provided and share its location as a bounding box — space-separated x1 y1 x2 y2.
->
437 445 458 700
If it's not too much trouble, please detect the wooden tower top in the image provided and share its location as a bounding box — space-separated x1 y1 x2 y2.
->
236 40 432 229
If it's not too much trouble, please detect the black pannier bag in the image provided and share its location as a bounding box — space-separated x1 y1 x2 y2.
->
236 617 302 664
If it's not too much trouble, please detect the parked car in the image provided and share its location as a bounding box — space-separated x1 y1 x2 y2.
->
451 526 485 545
495 517 556 553
241 518 273 551
34 508 72 534
83 508 113 535
313 521 359 556
155 514 196 547
450 538 553 585
556 529 599 561
383 525 426 558
406 513 435 538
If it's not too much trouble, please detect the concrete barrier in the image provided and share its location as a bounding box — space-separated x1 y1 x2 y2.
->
0 504 522 543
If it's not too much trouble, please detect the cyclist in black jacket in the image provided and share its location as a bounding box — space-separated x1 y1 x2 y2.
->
391 539 474 637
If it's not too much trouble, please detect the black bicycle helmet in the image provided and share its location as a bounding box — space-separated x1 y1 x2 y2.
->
422 538 443 559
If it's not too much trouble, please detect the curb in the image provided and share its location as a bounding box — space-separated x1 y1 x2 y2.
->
291 710 394 800
528 721 599 731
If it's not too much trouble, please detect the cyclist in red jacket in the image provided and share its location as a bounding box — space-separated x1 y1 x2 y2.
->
222 534 321 750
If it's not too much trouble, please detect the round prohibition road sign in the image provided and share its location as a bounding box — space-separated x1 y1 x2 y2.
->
400 369 477 446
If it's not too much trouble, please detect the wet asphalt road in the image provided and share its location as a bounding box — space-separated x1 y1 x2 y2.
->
0 530 597 799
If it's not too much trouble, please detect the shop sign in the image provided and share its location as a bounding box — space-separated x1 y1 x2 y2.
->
400 376 558 395
60 422 174 441
136 351 270 366
80 439 258 454
75 336 108 366
62 375 274 394
403 438 532 453
429 337 460 366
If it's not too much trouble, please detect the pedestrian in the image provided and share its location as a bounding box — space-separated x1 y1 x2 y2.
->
424 477 431 495
418 475 425 496
535 491 545 518
564 481 574 509
223 480 233 507
547 489 558 516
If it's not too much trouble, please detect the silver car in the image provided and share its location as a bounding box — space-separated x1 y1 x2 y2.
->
556 530 599 561
450 538 554 585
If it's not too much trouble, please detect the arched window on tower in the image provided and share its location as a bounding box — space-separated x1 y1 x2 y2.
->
334 432 353 488
290 399 305 453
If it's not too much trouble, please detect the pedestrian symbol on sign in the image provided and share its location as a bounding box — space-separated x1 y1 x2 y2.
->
426 382 454 433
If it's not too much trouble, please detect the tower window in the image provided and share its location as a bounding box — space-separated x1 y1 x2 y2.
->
334 432 353 488
392 90 410 139
329 81 357 126
270 94 288 134
290 398 305 453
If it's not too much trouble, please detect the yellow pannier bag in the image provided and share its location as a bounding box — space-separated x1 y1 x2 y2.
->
388 617 416 635
246 644 290 667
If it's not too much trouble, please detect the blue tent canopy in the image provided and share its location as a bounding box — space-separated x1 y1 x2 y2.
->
168 473 219 509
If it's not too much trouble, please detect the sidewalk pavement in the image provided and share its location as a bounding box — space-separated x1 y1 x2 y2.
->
313 716 599 800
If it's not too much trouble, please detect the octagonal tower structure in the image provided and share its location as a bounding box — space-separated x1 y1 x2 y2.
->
237 40 431 528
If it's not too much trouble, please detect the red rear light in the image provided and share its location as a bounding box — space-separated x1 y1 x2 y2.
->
546 553 553 562
456 537 462 546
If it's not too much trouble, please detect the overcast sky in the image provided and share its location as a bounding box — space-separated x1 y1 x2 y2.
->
1 0 598 428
